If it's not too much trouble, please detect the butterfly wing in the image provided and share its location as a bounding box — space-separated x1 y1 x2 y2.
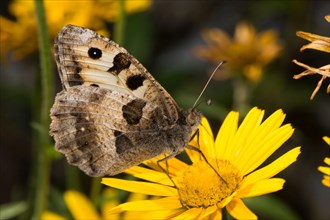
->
54 24 179 123
50 86 176 176
51 25 199 176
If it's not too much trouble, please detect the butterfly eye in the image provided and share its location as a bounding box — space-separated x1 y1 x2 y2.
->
186 112 197 126
88 47 102 59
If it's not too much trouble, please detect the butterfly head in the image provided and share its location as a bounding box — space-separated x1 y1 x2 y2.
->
185 108 203 131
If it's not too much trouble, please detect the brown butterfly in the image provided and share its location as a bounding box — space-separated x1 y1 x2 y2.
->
50 25 202 177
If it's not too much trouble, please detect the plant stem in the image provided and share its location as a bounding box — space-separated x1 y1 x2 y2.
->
114 0 126 45
32 0 54 218
233 77 250 114
90 177 102 205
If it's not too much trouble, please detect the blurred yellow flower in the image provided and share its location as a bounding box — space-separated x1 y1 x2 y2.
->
41 211 66 220
41 189 172 220
318 136 330 187
41 189 119 220
0 0 151 60
293 15 330 100
102 107 301 219
194 22 282 83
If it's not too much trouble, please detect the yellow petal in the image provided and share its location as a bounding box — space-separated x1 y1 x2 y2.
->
226 198 257 219
189 117 211 140
128 192 148 202
110 196 182 213
236 178 285 198
172 207 203 220
101 178 177 197
185 146 202 164
258 30 282 63
322 175 330 187
125 166 174 186
122 194 176 220
64 190 100 220
101 200 120 220
215 111 239 160
198 117 215 158
199 205 218 219
229 107 264 165
218 192 236 208
235 22 256 44
323 136 330 145
240 124 294 175
124 209 176 220
325 157 330 166
234 109 287 173
164 209 186 219
318 165 330 176
101 188 121 219
188 117 215 162
207 209 222 219
41 211 66 220
194 28 232 63
240 147 301 188
204 28 233 51
125 0 152 13
143 155 188 177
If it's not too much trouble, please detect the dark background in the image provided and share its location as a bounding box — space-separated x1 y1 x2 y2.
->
1 0 330 219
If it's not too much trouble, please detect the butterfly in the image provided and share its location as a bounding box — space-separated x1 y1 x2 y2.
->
50 24 202 177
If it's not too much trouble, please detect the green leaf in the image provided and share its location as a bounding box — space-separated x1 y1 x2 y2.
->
0 201 28 219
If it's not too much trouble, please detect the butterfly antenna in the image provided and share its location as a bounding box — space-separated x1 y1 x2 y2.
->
192 61 226 109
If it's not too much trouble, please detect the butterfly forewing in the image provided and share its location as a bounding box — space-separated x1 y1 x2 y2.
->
54 24 178 122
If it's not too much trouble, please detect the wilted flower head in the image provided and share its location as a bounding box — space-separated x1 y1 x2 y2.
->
293 15 330 100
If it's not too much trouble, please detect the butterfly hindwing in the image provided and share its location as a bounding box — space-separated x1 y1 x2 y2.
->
50 86 172 176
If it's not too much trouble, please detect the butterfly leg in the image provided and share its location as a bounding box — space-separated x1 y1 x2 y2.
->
157 153 188 208
186 129 228 185
156 153 178 186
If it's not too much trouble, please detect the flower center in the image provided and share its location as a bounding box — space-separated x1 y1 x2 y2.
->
176 160 242 208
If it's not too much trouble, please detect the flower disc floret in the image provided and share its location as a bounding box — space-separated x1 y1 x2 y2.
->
177 160 242 208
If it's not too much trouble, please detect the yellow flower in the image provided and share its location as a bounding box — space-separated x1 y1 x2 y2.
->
102 107 301 219
194 22 282 83
41 211 66 220
0 0 151 60
293 15 330 100
41 189 172 220
318 136 330 187
41 189 119 220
